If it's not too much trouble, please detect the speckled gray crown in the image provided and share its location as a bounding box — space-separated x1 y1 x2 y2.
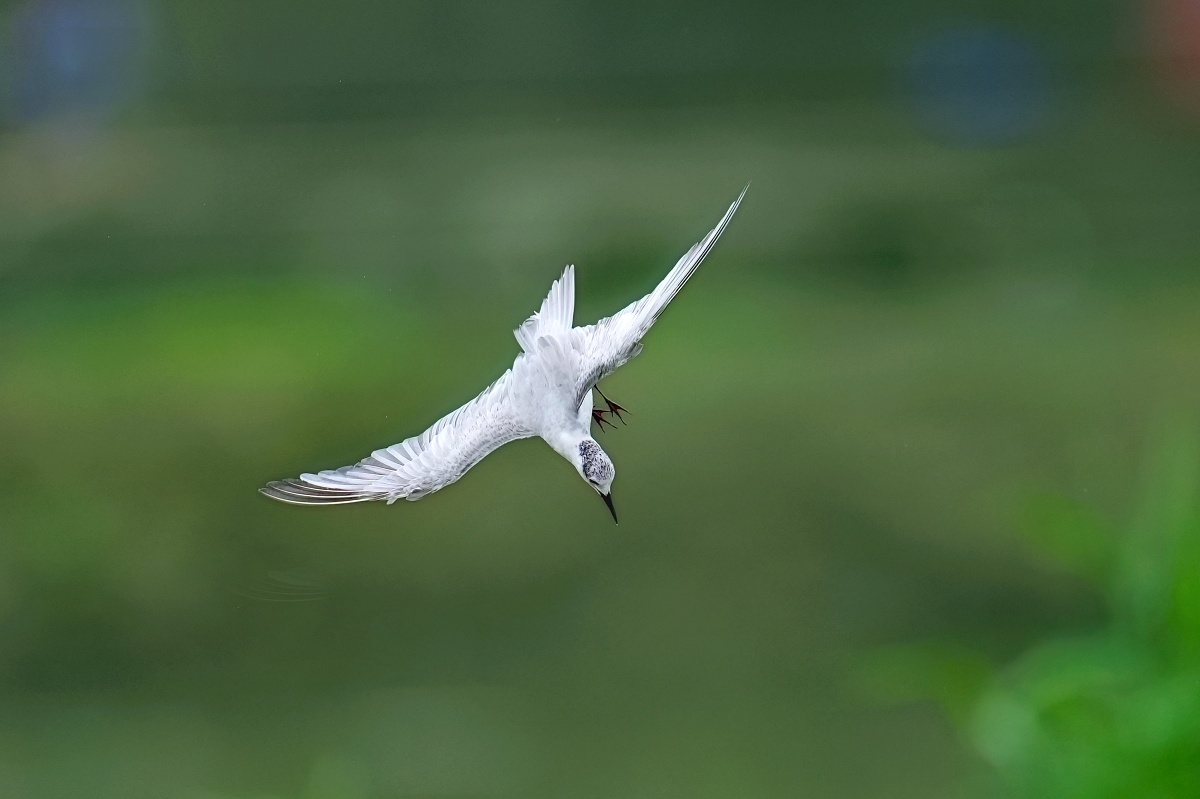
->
579 440 613 483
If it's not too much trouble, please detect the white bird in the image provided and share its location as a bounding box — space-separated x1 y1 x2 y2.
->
261 186 747 523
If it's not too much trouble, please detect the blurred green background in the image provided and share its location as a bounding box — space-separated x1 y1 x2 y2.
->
2 1 1200 797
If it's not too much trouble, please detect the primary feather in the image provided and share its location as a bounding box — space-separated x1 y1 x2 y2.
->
570 185 747 408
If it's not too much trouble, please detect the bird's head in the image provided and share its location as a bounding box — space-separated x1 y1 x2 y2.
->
574 438 617 523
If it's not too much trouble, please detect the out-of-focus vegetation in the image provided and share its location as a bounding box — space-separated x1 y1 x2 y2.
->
861 422 1200 798
1 1 1199 797
976 425 1200 799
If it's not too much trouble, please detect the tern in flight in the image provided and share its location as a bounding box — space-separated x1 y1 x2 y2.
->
261 187 747 523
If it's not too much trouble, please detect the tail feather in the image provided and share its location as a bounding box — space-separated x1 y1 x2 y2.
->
515 264 575 353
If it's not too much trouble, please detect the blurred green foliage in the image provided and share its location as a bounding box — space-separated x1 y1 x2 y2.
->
863 422 1200 798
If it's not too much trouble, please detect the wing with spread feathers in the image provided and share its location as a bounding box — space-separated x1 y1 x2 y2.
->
261 370 532 505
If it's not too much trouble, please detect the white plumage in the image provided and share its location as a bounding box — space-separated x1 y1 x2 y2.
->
261 186 746 519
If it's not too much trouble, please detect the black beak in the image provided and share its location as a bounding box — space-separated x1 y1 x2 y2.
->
600 491 618 524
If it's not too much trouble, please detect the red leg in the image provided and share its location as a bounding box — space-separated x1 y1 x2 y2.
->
592 407 617 432
594 385 629 425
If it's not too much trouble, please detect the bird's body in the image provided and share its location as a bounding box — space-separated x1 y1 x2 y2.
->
261 187 746 521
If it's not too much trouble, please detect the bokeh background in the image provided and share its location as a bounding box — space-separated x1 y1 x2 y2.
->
2 1 1200 797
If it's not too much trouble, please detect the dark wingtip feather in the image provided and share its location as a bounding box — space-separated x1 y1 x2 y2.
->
260 479 376 506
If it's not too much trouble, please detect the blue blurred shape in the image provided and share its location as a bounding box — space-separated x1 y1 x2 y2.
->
4 0 153 124
906 26 1051 145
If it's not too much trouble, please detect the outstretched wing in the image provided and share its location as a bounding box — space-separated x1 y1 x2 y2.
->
261 370 532 506
570 186 746 406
